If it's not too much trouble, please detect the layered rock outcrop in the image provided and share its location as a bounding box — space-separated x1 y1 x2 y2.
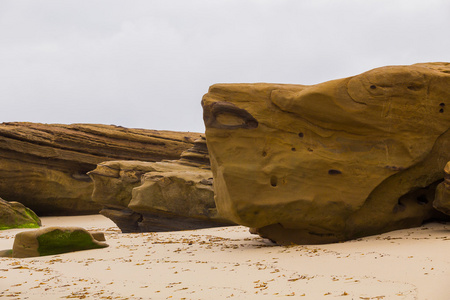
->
202 62 450 244
0 197 41 230
88 137 233 232
0 122 201 215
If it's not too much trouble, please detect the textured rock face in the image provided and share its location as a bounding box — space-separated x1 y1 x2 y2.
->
11 227 108 258
0 122 201 215
202 62 450 244
88 137 233 232
434 162 450 215
0 197 41 230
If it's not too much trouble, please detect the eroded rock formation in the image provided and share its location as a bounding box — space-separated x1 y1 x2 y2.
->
0 197 41 230
88 137 233 232
0 122 201 215
202 62 450 244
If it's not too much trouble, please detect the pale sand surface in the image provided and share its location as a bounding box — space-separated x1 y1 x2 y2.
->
0 215 449 300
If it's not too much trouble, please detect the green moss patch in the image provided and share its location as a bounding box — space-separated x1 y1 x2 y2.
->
0 222 40 231
37 229 107 256
24 208 41 226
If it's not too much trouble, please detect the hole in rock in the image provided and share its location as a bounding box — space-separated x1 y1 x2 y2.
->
416 195 428 205
216 112 246 126
262 151 267 157
298 132 304 138
209 102 259 129
370 85 376 89
328 169 342 175
393 200 406 213
439 108 444 113
71 173 92 182
246 120 259 128
270 176 278 187
291 147 296 151
440 103 445 107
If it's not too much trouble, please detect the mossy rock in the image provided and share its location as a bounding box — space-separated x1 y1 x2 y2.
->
0 197 41 230
12 227 108 258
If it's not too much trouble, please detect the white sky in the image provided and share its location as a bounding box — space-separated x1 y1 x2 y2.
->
1 0 449 132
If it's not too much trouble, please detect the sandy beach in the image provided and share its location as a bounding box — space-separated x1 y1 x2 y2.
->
0 215 449 299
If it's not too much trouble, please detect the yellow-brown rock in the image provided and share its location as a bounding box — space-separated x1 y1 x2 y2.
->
0 122 201 215
88 137 233 232
433 162 450 215
202 62 450 244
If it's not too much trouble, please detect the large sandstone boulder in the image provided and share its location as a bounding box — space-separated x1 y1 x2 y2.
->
88 137 234 232
202 62 450 245
0 197 41 230
0 122 201 215
10 227 108 258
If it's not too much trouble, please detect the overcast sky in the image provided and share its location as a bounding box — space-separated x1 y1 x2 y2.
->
1 0 449 133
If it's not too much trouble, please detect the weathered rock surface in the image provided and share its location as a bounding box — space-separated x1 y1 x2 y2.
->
202 62 450 244
88 137 234 232
0 122 201 215
10 226 108 258
0 197 41 230
434 162 450 215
